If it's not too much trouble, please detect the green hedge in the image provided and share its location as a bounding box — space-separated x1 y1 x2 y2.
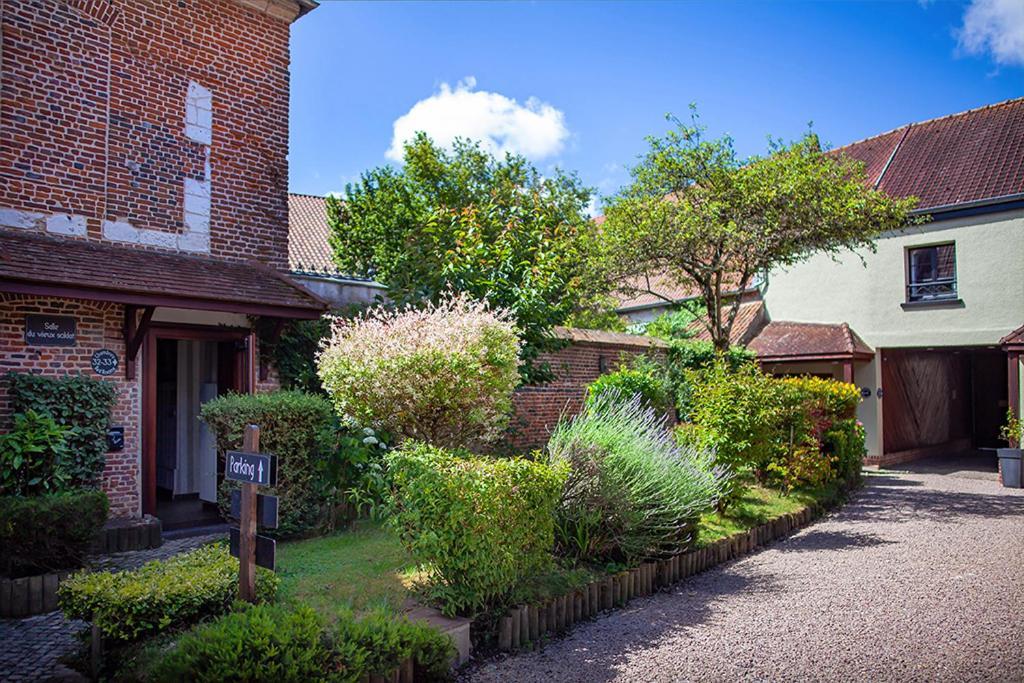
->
680 363 865 500
200 391 336 538
386 443 567 616
0 489 108 577
59 544 278 642
5 372 117 486
141 604 454 683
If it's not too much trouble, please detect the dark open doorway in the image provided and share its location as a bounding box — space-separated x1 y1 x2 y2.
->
143 324 253 526
881 347 1008 458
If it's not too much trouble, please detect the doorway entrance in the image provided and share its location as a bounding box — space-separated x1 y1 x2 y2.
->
881 347 1008 458
143 324 253 526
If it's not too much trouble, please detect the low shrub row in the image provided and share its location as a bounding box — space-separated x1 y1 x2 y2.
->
135 604 454 683
0 488 108 577
59 544 278 642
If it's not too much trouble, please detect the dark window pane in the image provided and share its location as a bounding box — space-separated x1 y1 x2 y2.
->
907 244 956 302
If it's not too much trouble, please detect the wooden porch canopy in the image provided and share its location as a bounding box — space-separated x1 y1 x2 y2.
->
1000 324 1024 420
1 229 328 377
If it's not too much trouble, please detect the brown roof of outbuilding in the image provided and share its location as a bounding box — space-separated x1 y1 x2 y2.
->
288 193 337 274
688 299 767 346
833 97 1024 211
0 229 327 318
748 320 873 362
1001 323 1024 348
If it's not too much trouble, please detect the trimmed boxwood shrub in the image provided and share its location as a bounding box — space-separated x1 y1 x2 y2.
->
59 543 278 642
140 604 454 683
200 391 336 538
0 488 108 577
386 442 567 616
5 372 117 486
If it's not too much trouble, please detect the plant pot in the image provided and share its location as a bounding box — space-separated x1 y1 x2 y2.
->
996 448 1022 488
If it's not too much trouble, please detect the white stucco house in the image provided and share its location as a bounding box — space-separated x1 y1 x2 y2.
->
616 97 1024 465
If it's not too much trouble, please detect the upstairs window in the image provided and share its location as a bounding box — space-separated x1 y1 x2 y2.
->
907 243 957 302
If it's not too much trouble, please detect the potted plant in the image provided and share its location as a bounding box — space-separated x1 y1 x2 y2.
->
997 409 1022 489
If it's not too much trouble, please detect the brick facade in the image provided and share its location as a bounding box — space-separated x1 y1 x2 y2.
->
0 0 305 518
0 0 293 268
510 340 669 449
1 294 141 517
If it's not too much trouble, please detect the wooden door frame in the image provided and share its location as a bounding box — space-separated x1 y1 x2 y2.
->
141 323 255 516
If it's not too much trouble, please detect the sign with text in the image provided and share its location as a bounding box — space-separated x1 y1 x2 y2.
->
229 527 276 571
224 450 275 487
25 315 76 346
230 489 279 529
91 349 119 376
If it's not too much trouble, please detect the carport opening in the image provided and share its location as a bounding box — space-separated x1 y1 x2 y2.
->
881 347 1007 464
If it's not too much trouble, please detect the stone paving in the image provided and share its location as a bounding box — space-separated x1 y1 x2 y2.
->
464 464 1024 683
0 533 224 682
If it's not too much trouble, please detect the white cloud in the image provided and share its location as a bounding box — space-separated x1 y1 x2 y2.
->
386 77 569 162
957 0 1024 67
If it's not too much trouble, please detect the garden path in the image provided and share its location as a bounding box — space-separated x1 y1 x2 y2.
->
0 533 223 682
465 464 1024 682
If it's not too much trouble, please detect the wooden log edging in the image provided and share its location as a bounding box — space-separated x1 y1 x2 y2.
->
0 570 74 618
495 502 828 652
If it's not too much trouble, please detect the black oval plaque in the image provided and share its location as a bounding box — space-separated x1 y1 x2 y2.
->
91 349 119 376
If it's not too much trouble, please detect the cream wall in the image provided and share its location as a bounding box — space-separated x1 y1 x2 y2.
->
761 208 1024 349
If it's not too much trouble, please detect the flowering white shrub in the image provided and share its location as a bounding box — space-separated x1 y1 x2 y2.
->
317 293 522 449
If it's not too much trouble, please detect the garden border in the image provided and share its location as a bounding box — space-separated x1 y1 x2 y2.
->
494 499 833 654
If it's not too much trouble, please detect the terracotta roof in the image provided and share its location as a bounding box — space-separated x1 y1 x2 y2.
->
0 229 326 318
288 193 338 274
688 299 767 346
615 275 703 310
833 97 1024 211
553 326 668 349
1001 324 1024 348
748 320 873 362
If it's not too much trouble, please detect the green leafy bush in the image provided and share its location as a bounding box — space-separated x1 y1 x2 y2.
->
0 409 71 495
0 489 108 577
667 339 754 416
5 372 117 486
143 603 454 683
586 363 672 415
386 442 566 616
59 543 278 642
680 365 864 501
200 391 336 538
318 293 521 450
548 392 728 563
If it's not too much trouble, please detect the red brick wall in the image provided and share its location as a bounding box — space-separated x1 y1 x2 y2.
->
0 0 293 269
0 294 141 517
509 341 668 449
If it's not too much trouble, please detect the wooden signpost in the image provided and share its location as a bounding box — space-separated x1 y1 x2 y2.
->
226 425 278 602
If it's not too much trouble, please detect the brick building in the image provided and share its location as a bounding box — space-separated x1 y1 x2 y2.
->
0 0 322 524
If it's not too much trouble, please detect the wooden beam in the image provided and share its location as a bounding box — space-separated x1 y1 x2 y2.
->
123 305 155 380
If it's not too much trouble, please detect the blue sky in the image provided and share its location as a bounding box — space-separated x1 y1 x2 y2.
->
289 1 1023 210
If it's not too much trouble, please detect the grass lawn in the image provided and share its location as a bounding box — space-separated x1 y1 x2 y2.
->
696 479 848 547
276 520 420 617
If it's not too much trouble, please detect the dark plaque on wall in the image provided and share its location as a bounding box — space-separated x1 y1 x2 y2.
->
91 349 119 376
25 315 76 346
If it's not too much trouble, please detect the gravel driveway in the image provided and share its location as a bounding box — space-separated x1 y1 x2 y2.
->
464 464 1024 683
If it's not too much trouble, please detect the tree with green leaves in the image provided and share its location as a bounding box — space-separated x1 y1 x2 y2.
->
597 108 919 351
327 133 596 382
